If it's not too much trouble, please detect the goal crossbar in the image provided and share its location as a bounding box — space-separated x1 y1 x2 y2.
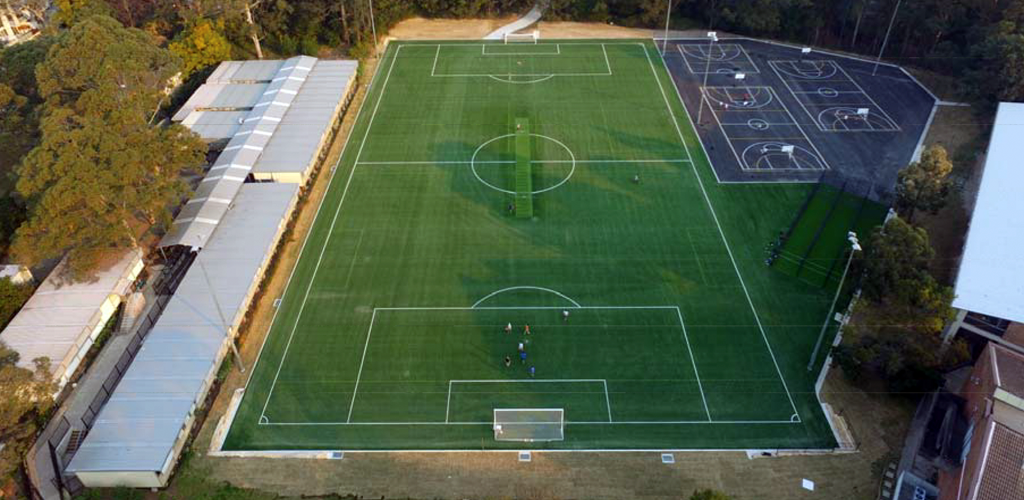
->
504 31 539 44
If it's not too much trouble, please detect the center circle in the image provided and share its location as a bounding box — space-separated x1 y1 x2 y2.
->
470 133 576 195
748 119 769 130
818 87 839 98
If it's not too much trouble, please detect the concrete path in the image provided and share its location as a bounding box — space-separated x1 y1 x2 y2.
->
484 1 546 40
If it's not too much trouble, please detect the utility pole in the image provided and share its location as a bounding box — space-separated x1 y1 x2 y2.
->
368 0 378 56
662 0 672 55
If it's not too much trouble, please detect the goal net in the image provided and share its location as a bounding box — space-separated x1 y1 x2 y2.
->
504 31 539 44
493 409 564 442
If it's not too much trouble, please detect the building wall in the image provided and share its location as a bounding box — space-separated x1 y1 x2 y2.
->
75 470 161 489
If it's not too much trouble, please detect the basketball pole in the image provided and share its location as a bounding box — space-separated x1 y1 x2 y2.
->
873 0 902 76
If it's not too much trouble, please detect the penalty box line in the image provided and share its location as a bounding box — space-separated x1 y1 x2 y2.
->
331 305 708 426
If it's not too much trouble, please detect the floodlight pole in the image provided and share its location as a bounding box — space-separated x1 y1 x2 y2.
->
662 0 673 54
696 32 717 127
368 0 378 56
195 236 246 373
807 232 861 372
873 0 902 76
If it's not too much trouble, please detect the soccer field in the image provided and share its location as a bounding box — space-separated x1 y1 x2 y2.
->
223 40 846 451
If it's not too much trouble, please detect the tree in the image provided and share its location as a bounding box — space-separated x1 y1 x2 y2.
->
0 277 32 330
895 145 953 221
52 0 114 27
169 18 233 79
690 489 733 500
862 217 940 306
0 341 54 483
12 16 206 279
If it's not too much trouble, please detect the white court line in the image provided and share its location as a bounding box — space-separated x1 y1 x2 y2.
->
641 43 801 420
769 60 900 133
771 87 832 168
259 44 404 423
676 43 760 74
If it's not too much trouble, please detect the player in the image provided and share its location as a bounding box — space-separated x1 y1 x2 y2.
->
505 322 512 334
507 202 515 215
529 366 536 378
562 310 569 322
518 341 524 352
520 350 527 364
504 355 512 367
524 324 530 335
632 173 640 184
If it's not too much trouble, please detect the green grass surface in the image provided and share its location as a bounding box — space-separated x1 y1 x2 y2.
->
224 40 846 451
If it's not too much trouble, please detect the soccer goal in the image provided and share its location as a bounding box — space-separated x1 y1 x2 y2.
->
493 408 564 442
504 30 539 44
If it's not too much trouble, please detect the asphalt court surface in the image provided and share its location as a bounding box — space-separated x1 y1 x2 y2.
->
662 38 937 188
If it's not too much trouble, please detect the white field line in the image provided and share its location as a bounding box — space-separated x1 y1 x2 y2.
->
259 44 404 422
432 43 613 79
642 42 801 420
471 286 582 308
482 43 560 55
602 43 612 75
346 308 377 422
674 307 712 421
259 419 799 426
602 379 613 423
355 159 691 165
659 48 724 184
700 90 746 171
446 379 610 424
431 45 440 76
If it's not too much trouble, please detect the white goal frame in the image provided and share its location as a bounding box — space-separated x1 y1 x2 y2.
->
504 31 539 44
494 408 565 442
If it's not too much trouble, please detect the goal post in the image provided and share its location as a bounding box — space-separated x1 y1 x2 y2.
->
493 409 564 442
504 31 539 44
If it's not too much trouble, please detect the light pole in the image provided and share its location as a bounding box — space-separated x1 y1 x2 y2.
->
873 0 902 76
807 232 861 371
662 0 673 55
696 31 718 127
195 235 246 373
368 0 378 56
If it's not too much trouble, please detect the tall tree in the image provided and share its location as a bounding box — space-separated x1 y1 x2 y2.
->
169 18 233 79
895 145 953 221
690 489 733 500
0 341 54 484
13 16 205 279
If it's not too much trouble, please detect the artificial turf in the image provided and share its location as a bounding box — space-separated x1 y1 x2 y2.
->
223 40 849 451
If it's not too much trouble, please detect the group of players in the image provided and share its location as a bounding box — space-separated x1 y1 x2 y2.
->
501 310 571 378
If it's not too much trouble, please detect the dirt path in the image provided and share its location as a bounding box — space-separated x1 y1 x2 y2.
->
388 16 657 40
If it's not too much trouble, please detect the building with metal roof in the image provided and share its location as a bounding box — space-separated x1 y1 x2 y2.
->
0 250 143 390
66 183 299 488
165 56 356 249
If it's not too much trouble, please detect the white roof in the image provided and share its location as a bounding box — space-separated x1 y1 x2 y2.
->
162 56 355 249
953 102 1024 322
68 183 299 474
0 250 142 383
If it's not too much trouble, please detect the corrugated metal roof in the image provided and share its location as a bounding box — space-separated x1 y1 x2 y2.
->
178 110 248 141
171 84 266 123
207 60 283 84
67 183 299 474
161 56 318 249
0 250 142 387
953 102 1024 322
254 60 357 178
